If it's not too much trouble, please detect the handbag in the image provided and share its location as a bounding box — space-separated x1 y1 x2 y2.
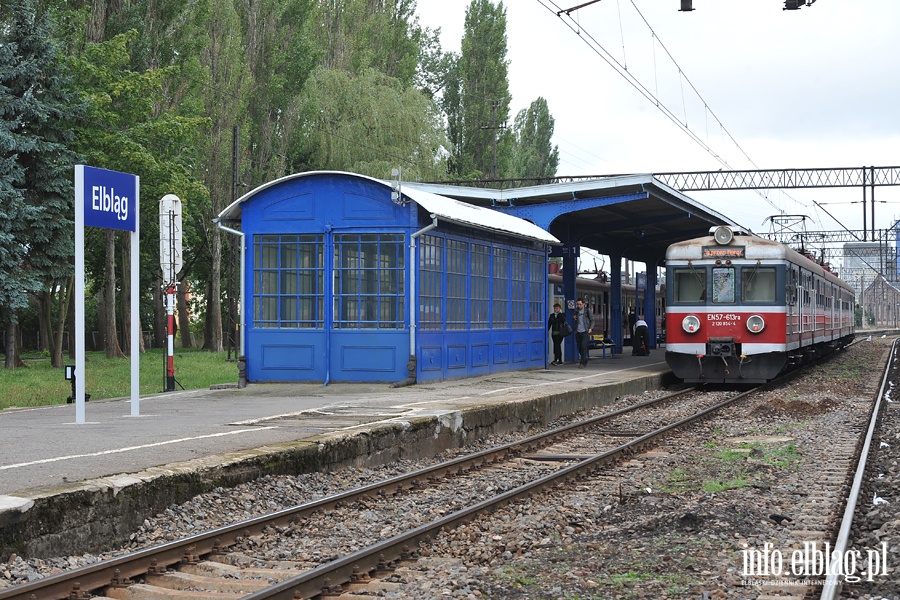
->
561 320 574 337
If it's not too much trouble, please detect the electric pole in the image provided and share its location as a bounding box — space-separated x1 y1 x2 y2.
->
481 100 507 179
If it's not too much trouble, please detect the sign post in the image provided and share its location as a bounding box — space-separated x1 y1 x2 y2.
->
74 165 140 422
159 194 182 392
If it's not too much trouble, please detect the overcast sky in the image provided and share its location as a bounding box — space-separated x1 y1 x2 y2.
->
415 0 900 245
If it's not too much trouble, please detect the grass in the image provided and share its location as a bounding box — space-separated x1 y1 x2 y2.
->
701 476 748 492
0 348 238 411
713 449 747 463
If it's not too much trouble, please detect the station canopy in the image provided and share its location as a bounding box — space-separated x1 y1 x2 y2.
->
406 174 745 263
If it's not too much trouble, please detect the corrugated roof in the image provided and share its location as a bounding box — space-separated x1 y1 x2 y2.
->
400 185 558 243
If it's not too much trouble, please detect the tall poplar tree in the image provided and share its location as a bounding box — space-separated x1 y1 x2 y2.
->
449 0 511 180
509 96 559 183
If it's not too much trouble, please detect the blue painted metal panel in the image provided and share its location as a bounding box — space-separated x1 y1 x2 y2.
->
512 340 528 363
249 330 325 382
419 345 443 371
493 342 510 364
447 344 467 369
471 343 489 367
331 331 407 382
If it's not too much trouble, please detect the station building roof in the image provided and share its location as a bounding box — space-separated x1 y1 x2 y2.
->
216 171 559 245
406 174 746 263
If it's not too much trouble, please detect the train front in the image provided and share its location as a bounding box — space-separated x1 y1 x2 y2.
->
665 226 787 384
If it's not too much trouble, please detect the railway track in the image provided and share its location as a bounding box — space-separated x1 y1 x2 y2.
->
4 339 891 599
0 386 760 600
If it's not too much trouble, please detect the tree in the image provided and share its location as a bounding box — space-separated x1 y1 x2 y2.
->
68 31 209 356
0 0 80 368
314 0 420 85
450 0 511 180
508 97 559 183
291 66 448 180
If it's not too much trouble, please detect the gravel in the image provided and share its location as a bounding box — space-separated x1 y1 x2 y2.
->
1 338 895 600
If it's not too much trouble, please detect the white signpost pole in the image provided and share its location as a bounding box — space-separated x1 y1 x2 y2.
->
74 167 86 424
130 185 140 416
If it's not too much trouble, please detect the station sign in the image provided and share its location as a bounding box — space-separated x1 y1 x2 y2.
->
81 165 137 232
549 245 580 258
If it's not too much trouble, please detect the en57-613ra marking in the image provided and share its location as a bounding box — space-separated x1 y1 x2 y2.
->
707 313 742 321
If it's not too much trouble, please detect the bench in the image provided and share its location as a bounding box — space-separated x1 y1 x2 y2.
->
588 335 617 358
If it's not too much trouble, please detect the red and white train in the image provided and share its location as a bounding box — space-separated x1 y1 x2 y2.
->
665 226 855 383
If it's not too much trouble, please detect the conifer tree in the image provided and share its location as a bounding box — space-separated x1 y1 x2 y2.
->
0 0 79 367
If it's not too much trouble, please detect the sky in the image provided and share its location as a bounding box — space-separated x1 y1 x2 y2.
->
414 0 900 257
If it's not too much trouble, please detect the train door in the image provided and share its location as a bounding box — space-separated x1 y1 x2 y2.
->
828 283 834 337
787 266 798 339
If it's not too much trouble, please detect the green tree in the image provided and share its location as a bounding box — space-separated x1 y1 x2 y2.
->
292 66 447 180
0 0 80 368
68 31 209 356
508 96 559 183
314 0 420 86
450 0 511 180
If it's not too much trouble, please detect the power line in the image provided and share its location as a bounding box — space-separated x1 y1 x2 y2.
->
535 0 803 215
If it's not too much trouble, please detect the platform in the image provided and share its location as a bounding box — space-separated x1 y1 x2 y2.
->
0 353 673 559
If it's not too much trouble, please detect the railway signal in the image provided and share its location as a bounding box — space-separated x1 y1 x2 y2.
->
160 194 183 392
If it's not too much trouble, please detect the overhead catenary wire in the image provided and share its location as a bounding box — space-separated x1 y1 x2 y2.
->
536 0 812 216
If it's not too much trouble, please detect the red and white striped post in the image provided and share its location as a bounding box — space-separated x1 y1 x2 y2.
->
166 283 176 391
160 194 182 393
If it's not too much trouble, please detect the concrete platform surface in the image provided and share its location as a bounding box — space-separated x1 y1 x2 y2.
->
0 353 673 559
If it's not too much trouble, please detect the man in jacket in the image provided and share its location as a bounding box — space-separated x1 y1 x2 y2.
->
574 298 593 368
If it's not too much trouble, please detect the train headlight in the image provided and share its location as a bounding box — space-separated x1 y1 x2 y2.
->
682 315 701 333
746 315 765 333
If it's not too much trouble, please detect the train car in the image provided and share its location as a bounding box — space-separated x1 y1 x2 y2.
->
665 226 855 383
548 272 665 347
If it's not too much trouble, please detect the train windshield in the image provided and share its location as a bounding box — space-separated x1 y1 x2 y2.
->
712 267 735 303
742 266 777 303
673 269 706 303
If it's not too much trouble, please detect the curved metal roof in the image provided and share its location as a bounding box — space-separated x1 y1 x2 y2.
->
216 171 558 244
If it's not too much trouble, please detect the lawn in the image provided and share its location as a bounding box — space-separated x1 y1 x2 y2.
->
0 349 238 411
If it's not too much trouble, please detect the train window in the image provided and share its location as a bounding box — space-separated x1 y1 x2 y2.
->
673 269 706 303
712 267 735 303
742 267 776 303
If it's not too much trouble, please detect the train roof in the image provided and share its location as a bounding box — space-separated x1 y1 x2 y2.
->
666 229 852 289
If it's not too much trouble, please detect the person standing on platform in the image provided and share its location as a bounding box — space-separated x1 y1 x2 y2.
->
547 303 567 365
633 315 651 356
574 298 593 368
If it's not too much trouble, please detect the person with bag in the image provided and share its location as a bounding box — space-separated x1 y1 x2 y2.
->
547 303 568 365
632 315 651 356
574 297 593 368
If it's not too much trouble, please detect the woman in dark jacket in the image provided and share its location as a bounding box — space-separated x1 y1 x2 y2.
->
547 303 567 365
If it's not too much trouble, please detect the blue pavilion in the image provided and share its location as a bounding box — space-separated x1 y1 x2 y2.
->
215 171 558 385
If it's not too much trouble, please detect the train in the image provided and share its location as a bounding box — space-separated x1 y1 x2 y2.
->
664 225 856 383
548 272 665 348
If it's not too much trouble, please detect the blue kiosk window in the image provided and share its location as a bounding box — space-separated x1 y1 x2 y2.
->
471 243 490 329
419 235 442 330
253 234 324 328
528 253 544 327
446 239 467 330
511 250 528 328
333 233 405 329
